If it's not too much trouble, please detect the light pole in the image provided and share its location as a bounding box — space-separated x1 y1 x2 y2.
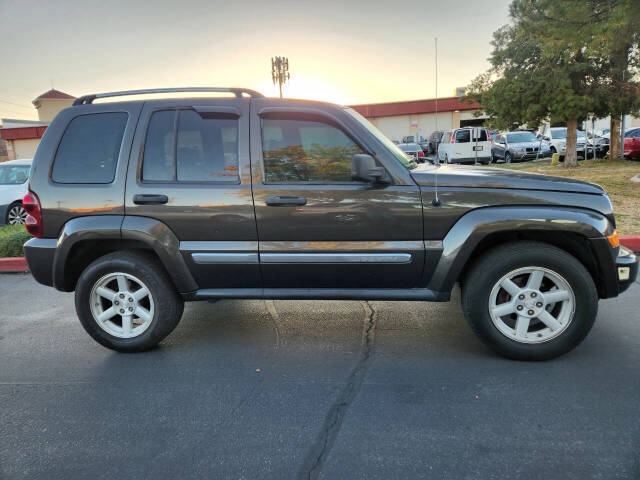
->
271 56 290 99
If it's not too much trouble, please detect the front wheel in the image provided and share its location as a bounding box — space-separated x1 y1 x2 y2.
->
461 242 598 360
75 251 184 352
505 152 513 164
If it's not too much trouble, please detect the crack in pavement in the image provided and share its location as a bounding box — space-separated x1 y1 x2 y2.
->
264 299 282 348
296 301 377 480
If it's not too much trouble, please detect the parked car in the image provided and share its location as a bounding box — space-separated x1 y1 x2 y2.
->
592 136 610 157
427 130 443 155
437 127 492 164
543 128 595 159
22 87 637 360
402 135 430 153
491 131 551 163
398 142 426 162
623 128 640 159
0 158 32 225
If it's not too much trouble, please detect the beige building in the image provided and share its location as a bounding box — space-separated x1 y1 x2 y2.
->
350 96 485 142
0 89 75 161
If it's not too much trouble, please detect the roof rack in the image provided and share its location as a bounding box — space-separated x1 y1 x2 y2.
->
72 87 264 106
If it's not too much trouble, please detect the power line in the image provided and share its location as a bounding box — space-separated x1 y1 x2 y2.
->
0 99 33 110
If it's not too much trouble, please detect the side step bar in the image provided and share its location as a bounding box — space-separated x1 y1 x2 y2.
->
184 288 450 302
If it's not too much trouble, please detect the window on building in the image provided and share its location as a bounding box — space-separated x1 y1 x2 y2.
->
262 117 364 183
142 109 239 182
52 113 128 183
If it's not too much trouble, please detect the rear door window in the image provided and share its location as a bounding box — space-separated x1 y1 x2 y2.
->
472 129 488 142
52 113 128 184
455 130 470 143
142 109 239 183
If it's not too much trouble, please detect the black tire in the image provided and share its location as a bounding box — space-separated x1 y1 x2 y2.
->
461 242 598 361
505 152 513 164
75 251 184 352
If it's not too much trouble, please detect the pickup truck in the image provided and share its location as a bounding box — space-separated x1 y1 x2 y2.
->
22 87 638 360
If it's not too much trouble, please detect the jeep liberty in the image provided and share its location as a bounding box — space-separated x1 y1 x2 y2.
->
22 87 638 360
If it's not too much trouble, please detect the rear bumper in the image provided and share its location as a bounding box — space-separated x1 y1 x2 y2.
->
23 238 57 288
0 203 8 224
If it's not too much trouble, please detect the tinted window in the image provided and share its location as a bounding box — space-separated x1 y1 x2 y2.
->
52 113 127 183
455 130 471 143
143 110 175 182
142 110 239 183
625 129 639 138
551 129 566 139
0 165 30 184
262 118 363 183
177 110 238 182
472 129 488 141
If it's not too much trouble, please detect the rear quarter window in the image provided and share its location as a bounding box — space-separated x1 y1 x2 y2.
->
51 112 128 184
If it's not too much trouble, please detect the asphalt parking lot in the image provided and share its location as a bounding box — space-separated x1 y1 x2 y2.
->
2 273 639 480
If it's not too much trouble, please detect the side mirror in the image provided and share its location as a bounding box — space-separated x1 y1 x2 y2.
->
351 154 386 183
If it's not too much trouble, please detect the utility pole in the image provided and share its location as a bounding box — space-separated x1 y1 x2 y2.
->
271 56 290 99
434 37 438 133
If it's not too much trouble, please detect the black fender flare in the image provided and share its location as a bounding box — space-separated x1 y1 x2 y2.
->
53 216 124 290
53 215 198 293
426 205 612 293
120 216 198 293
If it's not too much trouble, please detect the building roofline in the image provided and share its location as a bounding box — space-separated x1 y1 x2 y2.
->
349 96 480 118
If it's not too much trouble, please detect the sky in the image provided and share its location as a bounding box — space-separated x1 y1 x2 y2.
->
0 0 512 121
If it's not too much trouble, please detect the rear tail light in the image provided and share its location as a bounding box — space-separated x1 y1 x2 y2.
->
451 134 456 144
487 130 492 141
22 191 42 238
418 150 424 157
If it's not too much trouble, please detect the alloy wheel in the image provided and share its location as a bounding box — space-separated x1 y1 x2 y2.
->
7 204 27 225
488 266 575 344
89 272 155 338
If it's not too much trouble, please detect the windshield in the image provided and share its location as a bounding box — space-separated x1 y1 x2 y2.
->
551 129 585 139
343 108 416 170
0 165 30 184
398 144 417 151
506 132 537 143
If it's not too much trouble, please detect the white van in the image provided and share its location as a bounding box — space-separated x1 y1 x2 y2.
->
437 127 492 164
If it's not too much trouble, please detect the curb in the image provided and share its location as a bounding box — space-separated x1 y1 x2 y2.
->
0 257 28 273
620 235 640 254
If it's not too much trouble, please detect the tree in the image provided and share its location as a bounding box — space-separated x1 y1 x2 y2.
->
465 0 639 166
590 0 640 159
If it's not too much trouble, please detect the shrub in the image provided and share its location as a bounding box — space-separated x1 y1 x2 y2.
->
0 225 32 257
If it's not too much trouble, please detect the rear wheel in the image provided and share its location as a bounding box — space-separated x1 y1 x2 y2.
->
75 251 184 352
461 242 598 360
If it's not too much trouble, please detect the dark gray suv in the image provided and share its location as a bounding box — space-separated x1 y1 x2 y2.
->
22 87 638 360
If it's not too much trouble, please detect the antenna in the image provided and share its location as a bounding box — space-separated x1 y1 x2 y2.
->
431 163 441 207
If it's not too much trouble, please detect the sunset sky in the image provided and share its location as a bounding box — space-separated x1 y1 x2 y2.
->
0 0 511 121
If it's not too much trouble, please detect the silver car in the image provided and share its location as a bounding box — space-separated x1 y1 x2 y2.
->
491 131 552 163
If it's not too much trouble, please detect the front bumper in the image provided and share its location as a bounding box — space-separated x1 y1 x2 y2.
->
615 245 638 294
